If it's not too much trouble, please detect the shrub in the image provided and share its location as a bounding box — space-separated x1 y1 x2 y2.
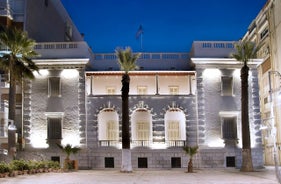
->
0 162 10 173
11 160 30 171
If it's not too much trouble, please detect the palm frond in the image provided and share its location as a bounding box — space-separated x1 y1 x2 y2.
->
0 26 39 81
232 40 259 65
57 144 81 158
115 47 141 73
183 146 199 158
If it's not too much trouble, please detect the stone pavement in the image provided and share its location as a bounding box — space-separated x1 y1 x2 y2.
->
0 167 279 184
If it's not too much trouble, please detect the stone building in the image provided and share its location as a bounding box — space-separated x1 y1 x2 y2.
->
0 0 265 169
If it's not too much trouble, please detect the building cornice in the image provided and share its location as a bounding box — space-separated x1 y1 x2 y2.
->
191 58 263 68
33 58 89 66
85 70 195 76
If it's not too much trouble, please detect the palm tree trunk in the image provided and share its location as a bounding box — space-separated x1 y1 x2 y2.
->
121 73 130 149
8 65 16 122
240 64 253 171
121 73 132 172
188 158 193 173
8 66 17 155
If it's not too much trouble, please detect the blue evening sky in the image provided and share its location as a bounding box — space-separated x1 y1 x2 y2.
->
61 0 267 53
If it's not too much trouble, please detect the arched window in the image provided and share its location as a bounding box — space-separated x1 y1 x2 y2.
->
98 108 119 146
131 108 152 147
165 107 186 147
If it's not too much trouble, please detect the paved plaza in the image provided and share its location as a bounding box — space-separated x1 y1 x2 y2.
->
0 167 279 184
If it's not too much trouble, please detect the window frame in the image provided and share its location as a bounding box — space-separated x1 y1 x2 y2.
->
106 120 118 141
137 86 147 95
221 76 233 96
48 77 61 97
47 117 62 140
136 121 150 141
219 112 239 141
106 87 116 95
167 120 180 141
169 86 179 95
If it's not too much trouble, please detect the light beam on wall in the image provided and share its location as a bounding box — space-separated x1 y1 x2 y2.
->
207 138 224 147
203 69 221 78
33 69 49 77
30 132 49 148
61 69 79 79
61 135 81 147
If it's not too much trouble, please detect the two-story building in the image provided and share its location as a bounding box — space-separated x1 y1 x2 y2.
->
0 0 265 169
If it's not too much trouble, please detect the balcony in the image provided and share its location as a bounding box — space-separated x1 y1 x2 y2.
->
99 140 120 147
166 140 186 147
132 140 151 147
98 140 186 148
34 41 92 59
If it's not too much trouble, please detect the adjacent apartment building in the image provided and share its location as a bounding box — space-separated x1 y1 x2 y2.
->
0 0 265 169
243 0 281 165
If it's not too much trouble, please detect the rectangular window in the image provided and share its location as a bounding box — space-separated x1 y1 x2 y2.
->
48 77 61 97
137 86 147 95
226 156 236 167
105 157 114 168
221 76 233 96
0 118 7 137
138 157 148 168
47 118 62 140
106 121 118 140
136 122 149 140
106 87 116 95
260 28 268 40
65 21 73 41
168 121 180 140
222 117 237 140
171 157 181 168
169 86 179 95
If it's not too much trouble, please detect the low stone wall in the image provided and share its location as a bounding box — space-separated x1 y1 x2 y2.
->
15 146 264 170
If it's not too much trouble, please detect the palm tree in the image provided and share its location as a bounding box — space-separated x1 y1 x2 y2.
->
57 144 81 170
232 40 259 172
0 26 38 124
183 146 198 173
115 47 140 172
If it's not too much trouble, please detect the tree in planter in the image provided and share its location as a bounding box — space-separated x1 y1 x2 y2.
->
57 144 81 170
183 146 198 173
232 40 259 172
115 47 141 172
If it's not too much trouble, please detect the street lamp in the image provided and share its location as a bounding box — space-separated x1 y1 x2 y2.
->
268 70 281 183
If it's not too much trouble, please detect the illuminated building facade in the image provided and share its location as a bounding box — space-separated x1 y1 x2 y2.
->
0 0 266 169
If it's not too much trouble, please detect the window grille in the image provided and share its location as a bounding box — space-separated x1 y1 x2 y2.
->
47 118 62 140
222 117 237 140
